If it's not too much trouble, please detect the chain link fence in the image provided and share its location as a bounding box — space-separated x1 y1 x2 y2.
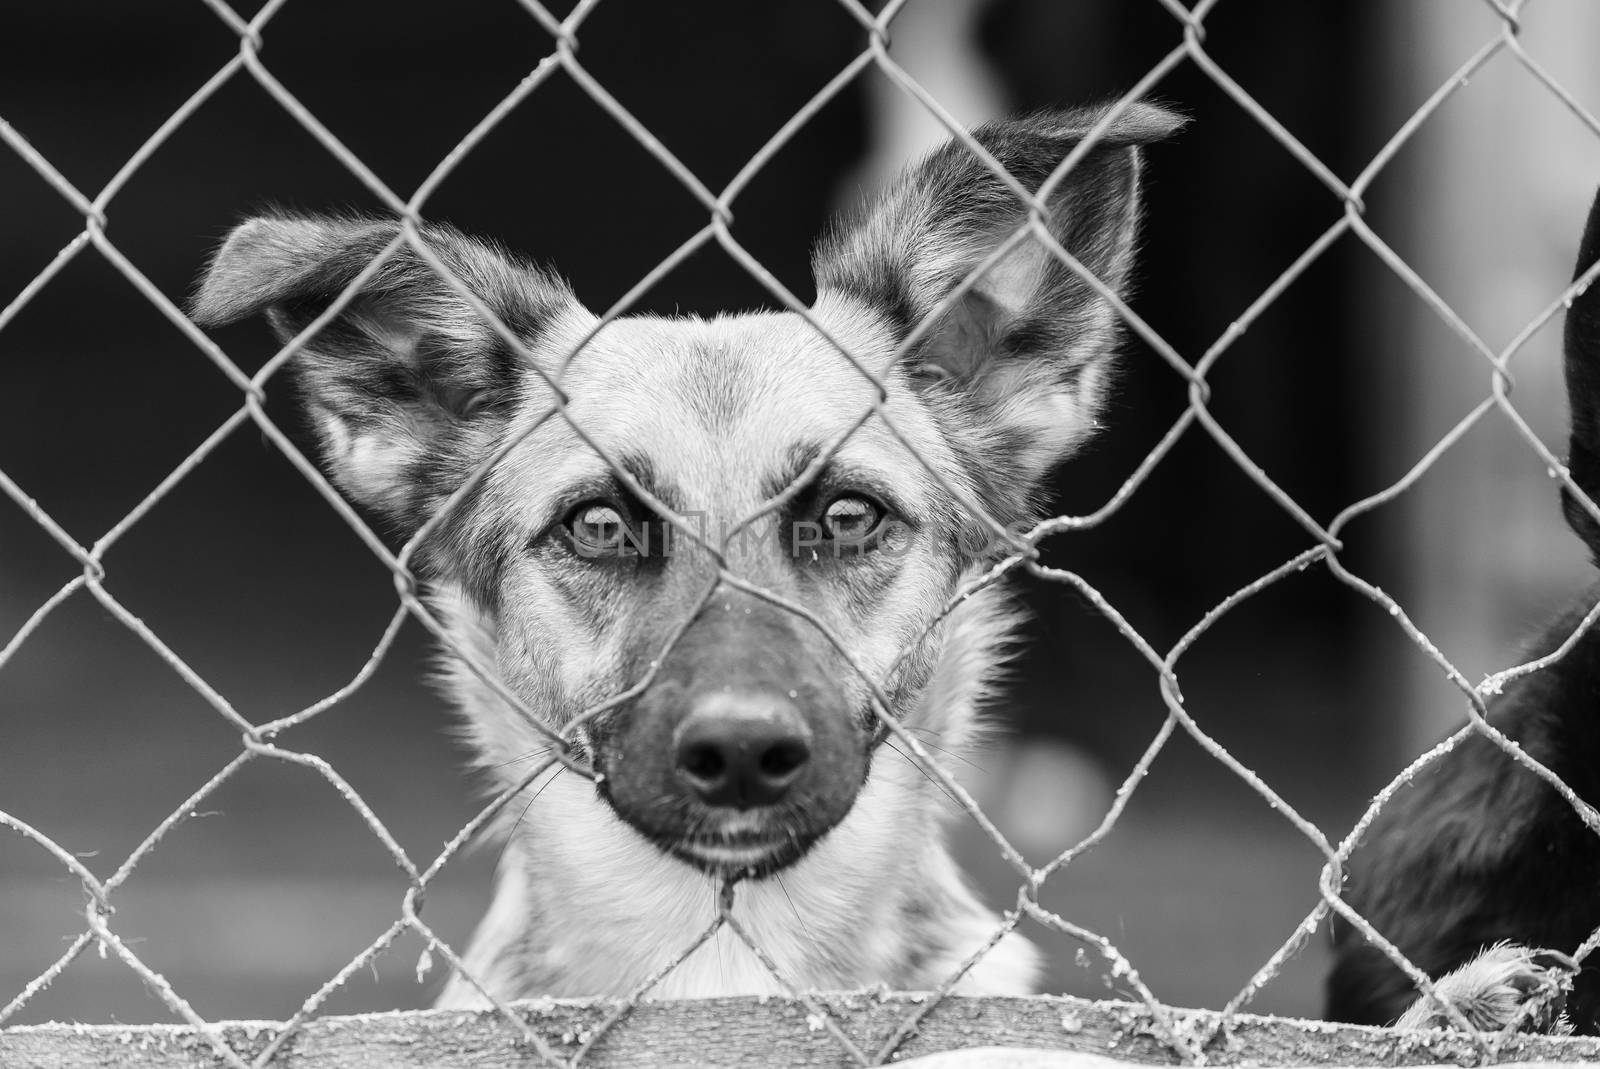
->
5 0 1600 1065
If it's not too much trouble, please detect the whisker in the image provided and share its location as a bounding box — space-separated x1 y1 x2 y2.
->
884 727 989 775
493 767 565 872
884 740 966 816
485 747 553 773
775 872 818 960
908 738 988 776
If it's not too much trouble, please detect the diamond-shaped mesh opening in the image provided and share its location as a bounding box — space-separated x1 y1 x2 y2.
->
99 433 412 708
83 759 432 1022
1024 786 1332 1010
0 260 246 534
234 3 549 188
0 8 240 198
7 944 192 1031
1 597 247 847
8 0 1600 1064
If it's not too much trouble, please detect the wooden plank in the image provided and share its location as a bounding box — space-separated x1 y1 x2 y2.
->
5 993 1600 1068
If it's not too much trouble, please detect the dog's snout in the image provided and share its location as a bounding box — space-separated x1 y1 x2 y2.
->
673 693 813 808
598 592 868 872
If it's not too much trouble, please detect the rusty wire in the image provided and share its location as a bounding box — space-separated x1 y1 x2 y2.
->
3 0 1600 1065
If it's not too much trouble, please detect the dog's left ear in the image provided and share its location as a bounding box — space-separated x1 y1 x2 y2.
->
191 213 580 531
813 102 1183 510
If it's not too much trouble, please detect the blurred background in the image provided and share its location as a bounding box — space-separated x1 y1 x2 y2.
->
4 0 1600 1027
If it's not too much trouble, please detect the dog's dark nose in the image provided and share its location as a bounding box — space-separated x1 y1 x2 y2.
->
673 692 813 808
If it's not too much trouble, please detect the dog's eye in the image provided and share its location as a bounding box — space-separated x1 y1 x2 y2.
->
820 495 885 543
566 502 630 555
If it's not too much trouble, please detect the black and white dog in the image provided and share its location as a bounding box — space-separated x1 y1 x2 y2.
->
194 103 1182 1005
1326 183 1600 1035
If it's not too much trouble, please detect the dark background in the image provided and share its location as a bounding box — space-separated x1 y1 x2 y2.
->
1 0 1568 1028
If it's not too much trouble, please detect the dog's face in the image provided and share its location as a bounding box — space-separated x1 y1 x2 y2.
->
194 103 1179 877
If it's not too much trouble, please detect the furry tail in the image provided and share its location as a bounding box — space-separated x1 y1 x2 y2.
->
1562 182 1600 561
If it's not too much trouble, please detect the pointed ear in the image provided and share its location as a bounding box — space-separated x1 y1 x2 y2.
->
812 102 1183 514
193 213 581 528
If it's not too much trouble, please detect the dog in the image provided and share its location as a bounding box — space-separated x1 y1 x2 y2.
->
1324 181 1600 1035
191 102 1183 1004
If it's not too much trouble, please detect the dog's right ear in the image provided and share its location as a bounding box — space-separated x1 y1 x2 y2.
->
812 102 1183 521
193 214 581 527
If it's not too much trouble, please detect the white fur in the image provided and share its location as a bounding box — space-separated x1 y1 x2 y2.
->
1395 942 1575 1033
437 585 1039 1006
190 104 1177 1009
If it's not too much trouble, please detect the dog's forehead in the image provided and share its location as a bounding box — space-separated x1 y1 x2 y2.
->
598 312 877 429
516 308 948 509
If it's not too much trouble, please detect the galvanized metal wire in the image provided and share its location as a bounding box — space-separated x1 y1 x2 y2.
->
3 1 1599 1065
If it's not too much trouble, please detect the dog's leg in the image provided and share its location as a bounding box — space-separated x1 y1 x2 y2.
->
1395 943 1576 1034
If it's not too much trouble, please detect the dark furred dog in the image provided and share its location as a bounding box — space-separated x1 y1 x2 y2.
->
1325 183 1600 1034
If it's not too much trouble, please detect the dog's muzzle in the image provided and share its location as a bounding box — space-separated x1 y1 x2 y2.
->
674 689 813 809
593 590 869 876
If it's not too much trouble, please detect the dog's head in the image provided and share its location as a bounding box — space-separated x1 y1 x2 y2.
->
194 103 1180 877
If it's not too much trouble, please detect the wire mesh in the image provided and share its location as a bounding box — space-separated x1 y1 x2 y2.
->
4 0 1600 1065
